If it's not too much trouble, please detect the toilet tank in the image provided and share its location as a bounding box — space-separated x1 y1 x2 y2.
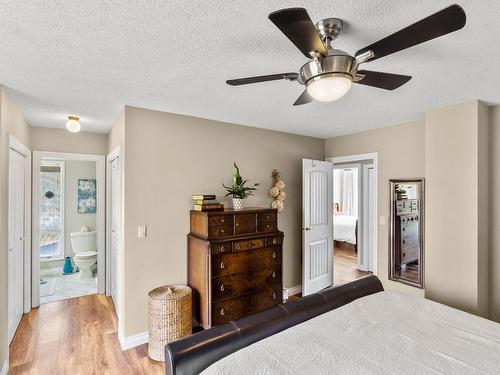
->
70 231 97 253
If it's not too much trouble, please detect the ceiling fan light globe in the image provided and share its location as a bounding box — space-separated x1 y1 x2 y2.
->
306 73 352 102
66 116 81 133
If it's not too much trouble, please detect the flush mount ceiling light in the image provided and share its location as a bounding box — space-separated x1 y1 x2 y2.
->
226 5 466 105
66 115 81 133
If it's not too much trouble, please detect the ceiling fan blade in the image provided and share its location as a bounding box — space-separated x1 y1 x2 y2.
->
355 70 412 90
269 8 328 58
226 72 298 86
355 4 466 62
293 90 314 106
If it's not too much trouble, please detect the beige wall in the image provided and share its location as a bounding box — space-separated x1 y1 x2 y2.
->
31 127 107 155
325 120 426 297
425 101 489 317
490 105 500 321
0 87 31 370
121 105 324 336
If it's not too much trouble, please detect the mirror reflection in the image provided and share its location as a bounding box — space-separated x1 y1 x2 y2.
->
389 179 424 288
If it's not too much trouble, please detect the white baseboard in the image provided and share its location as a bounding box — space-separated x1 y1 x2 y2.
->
119 331 149 351
285 285 302 297
1 359 8 375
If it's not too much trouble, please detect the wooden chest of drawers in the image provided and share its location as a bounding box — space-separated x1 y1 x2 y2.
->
188 208 283 329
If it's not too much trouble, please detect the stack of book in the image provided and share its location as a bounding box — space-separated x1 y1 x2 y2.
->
192 194 224 212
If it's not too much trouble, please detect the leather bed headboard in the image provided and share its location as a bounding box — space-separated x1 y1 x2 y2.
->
164 275 384 375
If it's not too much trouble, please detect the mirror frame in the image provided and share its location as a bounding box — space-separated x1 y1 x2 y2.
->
389 178 425 289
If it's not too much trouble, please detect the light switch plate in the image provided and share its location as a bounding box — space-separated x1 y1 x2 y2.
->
138 226 147 238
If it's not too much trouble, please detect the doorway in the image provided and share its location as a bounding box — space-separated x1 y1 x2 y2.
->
330 153 378 285
32 152 105 307
7 136 31 344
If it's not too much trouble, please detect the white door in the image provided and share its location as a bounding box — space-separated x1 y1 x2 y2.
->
302 159 333 296
110 157 121 313
8 148 25 343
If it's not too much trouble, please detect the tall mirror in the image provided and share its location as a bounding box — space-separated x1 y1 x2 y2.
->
389 179 424 288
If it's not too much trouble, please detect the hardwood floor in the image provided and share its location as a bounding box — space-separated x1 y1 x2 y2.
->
334 243 371 285
9 294 164 375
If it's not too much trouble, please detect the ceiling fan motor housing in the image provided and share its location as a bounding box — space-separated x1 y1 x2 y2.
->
300 52 356 84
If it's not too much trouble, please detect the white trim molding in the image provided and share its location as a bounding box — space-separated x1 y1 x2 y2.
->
32 151 106 307
119 331 149 351
327 152 379 276
1 359 8 375
8 134 32 314
285 285 302 297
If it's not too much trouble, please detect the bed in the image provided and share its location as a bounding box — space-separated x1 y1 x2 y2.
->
334 214 358 251
165 276 500 375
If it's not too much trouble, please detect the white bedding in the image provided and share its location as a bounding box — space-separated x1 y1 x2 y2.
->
334 215 357 244
202 292 500 375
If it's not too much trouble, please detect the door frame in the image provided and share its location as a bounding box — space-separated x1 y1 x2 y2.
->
106 146 123 323
327 152 379 276
32 151 105 307
362 163 375 272
8 135 32 314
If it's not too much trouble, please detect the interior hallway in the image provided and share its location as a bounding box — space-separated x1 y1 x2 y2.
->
9 295 164 374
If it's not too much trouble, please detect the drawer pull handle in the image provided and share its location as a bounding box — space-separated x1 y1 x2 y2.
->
220 228 225 234
220 308 225 316
220 245 225 253
236 244 240 250
272 292 277 300
220 284 225 292
235 223 239 226
272 238 277 245
272 251 276 259
266 224 270 228
272 271 276 279
221 218 224 223
220 261 225 269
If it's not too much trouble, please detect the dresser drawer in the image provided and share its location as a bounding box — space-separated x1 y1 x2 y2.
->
234 214 257 235
211 242 232 255
233 238 264 252
212 285 281 326
258 221 277 233
212 247 281 277
258 212 276 222
212 265 281 301
208 215 233 227
208 225 234 238
266 235 282 247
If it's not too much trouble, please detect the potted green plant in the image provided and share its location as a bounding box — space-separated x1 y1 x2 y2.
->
223 162 259 210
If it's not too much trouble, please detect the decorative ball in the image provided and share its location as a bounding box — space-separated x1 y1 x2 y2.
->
269 186 280 198
277 191 286 201
275 180 285 190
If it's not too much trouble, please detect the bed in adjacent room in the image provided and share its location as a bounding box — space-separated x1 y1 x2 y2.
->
165 276 500 375
333 213 357 250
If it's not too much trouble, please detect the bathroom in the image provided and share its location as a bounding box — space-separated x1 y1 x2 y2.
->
38 158 100 304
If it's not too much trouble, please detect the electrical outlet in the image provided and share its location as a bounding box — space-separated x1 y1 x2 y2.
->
138 226 147 238
282 288 289 301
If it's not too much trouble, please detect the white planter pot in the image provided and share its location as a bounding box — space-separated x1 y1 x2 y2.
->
232 198 244 210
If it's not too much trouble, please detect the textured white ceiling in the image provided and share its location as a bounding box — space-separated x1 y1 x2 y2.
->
1 0 499 138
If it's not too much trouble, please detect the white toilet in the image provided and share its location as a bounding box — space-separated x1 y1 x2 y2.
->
70 231 97 278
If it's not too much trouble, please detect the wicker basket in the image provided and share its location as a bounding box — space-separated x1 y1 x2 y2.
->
148 284 192 361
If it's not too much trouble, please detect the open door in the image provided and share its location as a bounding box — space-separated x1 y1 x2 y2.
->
302 159 333 296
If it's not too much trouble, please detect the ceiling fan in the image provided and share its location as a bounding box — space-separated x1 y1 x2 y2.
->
226 5 466 106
